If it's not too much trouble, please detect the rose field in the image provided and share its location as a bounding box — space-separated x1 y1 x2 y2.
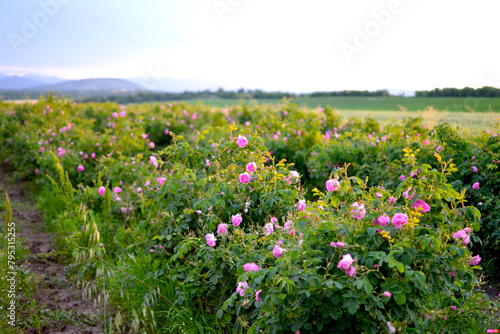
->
1 96 499 333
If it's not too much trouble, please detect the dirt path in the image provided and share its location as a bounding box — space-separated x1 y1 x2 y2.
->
1 169 103 334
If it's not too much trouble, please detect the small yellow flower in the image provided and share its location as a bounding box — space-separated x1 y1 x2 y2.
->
380 230 392 240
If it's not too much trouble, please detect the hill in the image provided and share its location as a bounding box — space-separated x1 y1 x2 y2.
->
0 75 44 90
32 78 144 91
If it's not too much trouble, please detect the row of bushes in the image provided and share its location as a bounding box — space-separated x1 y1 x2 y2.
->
0 96 498 332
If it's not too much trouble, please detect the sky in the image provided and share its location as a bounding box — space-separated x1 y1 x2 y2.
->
1 0 499 92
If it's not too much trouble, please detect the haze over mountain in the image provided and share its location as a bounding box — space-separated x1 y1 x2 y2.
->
31 78 144 92
0 76 44 90
0 73 417 96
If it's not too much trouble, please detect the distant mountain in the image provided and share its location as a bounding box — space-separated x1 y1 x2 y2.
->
127 77 235 92
31 78 144 92
0 76 44 90
24 74 64 85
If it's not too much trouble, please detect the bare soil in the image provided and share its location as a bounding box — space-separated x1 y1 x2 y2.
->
1 169 103 334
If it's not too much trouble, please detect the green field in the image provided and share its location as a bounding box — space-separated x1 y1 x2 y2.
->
186 96 500 113
174 97 500 133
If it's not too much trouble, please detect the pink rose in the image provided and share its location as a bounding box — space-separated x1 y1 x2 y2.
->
77 165 84 172
453 229 470 244
412 199 431 212
98 186 106 196
246 162 256 173
114 187 122 194
255 289 262 301
273 245 284 259
236 281 249 296
391 213 408 229
243 263 259 273
264 223 274 235
350 202 366 220
157 177 167 187
297 199 306 212
326 179 340 192
472 182 479 190
346 266 357 277
205 233 217 247
236 135 248 148
239 172 251 184
383 291 392 298
231 214 242 226
469 255 481 266
376 215 390 227
217 223 228 235
404 187 415 200
337 254 354 270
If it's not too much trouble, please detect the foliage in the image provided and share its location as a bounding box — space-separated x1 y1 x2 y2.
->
0 96 498 333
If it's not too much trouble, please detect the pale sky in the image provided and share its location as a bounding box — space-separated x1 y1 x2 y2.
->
1 0 499 92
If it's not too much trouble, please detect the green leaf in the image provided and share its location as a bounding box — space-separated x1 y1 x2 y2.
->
396 262 405 273
344 299 360 315
364 282 374 295
296 218 307 231
393 293 406 305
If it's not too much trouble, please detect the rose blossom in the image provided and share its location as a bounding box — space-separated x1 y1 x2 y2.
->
239 172 251 184
255 289 262 301
347 266 357 277
337 254 354 270
297 199 306 212
243 263 259 273
412 199 431 212
325 179 340 192
376 215 390 227
206 233 217 247
391 213 408 229
469 255 481 266
98 186 106 196
264 223 274 235
217 223 228 235
246 162 256 173
273 245 284 259
231 214 242 226
236 135 248 148
157 177 167 186
236 281 249 296
350 202 366 220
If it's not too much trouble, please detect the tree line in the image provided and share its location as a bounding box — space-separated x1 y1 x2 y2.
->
415 86 500 97
2 87 500 103
0 88 390 103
